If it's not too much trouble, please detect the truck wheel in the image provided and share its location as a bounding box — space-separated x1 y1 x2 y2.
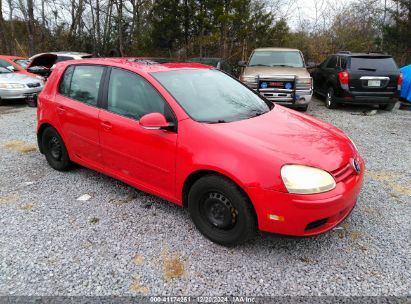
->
325 88 338 109
379 103 396 111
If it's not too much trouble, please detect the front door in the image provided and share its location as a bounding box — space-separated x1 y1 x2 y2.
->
99 67 178 198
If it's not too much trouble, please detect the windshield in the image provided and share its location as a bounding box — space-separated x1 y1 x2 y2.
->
0 67 12 73
249 51 304 68
14 59 30 69
152 69 272 123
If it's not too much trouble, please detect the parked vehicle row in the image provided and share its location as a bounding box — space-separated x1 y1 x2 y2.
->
0 49 405 112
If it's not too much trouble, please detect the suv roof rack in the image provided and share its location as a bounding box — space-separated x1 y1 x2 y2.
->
366 51 387 55
337 51 351 54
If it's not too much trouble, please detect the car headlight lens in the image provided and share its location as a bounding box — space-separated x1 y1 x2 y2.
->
281 165 336 194
240 75 257 84
0 83 26 89
295 77 313 90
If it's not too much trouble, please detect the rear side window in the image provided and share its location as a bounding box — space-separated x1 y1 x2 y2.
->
349 57 398 71
326 56 337 69
58 66 74 96
55 56 75 63
107 68 170 120
60 65 104 106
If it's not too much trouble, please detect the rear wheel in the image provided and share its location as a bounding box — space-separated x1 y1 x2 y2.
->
325 87 338 109
188 175 257 246
379 103 396 111
300 104 308 112
41 127 72 171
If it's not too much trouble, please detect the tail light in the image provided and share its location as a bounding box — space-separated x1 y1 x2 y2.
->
338 71 349 85
398 73 403 90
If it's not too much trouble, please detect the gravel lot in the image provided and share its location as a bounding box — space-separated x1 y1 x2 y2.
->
0 97 410 296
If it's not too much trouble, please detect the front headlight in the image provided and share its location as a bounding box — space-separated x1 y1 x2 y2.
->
295 77 312 89
240 75 257 84
0 83 26 89
281 165 336 194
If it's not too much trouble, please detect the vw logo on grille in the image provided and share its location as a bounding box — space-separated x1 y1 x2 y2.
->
352 159 361 174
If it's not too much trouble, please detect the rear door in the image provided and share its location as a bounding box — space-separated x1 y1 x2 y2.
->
55 64 105 167
347 56 399 93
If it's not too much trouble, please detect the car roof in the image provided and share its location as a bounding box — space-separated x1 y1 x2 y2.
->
0 55 27 60
57 57 213 73
335 52 393 58
253 48 301 52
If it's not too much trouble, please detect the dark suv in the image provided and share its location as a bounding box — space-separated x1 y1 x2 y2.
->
311 52 403 111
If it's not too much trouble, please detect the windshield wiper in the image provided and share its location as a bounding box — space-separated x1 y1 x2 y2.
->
249 64 270 67
272 64 295 67
358 68 377 71
199 119 227 124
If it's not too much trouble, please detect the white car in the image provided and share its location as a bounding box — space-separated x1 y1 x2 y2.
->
0 67 44 105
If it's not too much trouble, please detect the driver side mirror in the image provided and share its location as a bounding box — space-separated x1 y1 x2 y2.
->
139 112 174 131
238 60 247 67
306 62 318 69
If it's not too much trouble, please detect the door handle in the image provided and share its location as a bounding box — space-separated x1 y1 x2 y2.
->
101 121 112 131
57 105 65 114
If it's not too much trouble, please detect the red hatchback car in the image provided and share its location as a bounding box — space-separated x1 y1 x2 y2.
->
37 58 364 246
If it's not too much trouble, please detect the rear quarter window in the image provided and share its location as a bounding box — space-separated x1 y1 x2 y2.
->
349 57 398 72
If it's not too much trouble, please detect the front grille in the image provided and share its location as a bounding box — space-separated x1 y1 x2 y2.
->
305 218 328 231
331 162 355 183
27 83 41 88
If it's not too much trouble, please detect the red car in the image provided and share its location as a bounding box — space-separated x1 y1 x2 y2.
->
37 58 364 246
0 55 39 78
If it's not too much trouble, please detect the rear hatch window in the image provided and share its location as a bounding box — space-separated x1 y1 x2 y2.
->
349 57 398 72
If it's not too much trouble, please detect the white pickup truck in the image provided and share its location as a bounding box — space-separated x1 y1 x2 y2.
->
239 47 313 111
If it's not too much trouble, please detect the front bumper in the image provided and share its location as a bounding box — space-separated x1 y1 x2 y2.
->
246 161 364 236
0 86 43 100
257 88 312 106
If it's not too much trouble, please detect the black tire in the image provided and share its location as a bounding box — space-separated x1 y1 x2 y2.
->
0 97 3 106
325 87 338 109
41 127 72 171
188 174 257 246
300 104 308 112
379 103 396 111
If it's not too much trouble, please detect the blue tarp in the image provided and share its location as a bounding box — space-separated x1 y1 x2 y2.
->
400 64 411 103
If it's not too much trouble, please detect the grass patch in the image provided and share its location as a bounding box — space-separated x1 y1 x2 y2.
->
1 141 37 153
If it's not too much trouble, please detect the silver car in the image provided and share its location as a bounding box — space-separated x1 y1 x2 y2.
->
0 67 44 105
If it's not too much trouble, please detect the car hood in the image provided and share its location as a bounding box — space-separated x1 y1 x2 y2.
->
204 106 354 172
0 72 40 84
243 66 310 78
28 53 58 69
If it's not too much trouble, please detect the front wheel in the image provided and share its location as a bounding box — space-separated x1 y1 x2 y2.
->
325 87 338 109
41 127 72 171
188 175 257 246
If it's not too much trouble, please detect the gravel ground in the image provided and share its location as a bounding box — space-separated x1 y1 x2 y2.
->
0 98 410 296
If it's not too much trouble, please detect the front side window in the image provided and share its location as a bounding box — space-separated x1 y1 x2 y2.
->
152 69 272 123
107 68 169 120
68 65 104 106
249 51 304 68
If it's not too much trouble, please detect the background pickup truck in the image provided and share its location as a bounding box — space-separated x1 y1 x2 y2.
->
239 47 313 111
